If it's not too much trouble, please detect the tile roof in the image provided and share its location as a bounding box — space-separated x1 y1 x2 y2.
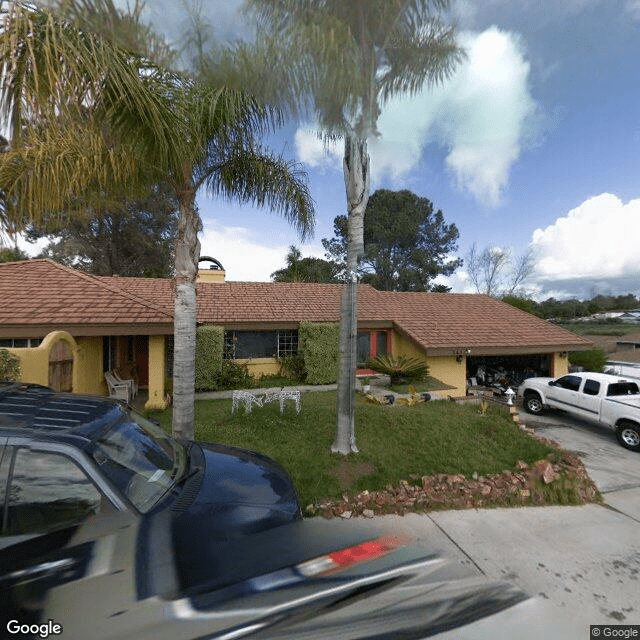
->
0 259 173 329
1 260 592 353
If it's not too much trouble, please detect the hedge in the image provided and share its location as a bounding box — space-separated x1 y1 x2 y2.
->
299 321 339 384
0 349 21 382
195 325 224 390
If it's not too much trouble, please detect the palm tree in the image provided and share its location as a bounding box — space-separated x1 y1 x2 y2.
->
209 0 464 453
0 2 314 439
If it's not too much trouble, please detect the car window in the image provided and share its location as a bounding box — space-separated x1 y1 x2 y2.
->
0 442 10 533
582 379 600 396
5 448 102 536
554 375 581 392
92 412 186 513
607 382 640 396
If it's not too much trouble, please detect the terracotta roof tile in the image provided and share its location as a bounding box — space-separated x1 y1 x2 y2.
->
0 261 592 353
0 259 173 327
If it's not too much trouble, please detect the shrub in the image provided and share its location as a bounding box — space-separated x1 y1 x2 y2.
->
215 360 254 390
195 325 224 390
368 354 429 386
299 321 339 384
0 349 20 381
278 354 307 383
569 348 608 372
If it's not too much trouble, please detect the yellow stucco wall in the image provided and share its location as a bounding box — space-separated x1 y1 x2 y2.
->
236 358 281 380
391 331 466 396
146 335 167 410
552 352 569 377
7 331 94 391
74 336 104 395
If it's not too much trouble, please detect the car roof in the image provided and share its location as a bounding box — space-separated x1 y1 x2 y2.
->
0 383 125 445
568 371 638 384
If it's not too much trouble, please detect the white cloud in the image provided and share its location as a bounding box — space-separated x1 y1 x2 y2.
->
530 194 640 296
294 129 342 172
199 220 325 282
294 27 539 206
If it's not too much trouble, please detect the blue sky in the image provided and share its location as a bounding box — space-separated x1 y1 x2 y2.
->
26 0 640 300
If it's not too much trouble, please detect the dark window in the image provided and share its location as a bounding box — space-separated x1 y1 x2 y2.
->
357 332 371 367
376 332 388 358
103 336 117 373
554 375 581 392
583 379 600 396
5 449 102 535
224 330 298 359
607 382 640 396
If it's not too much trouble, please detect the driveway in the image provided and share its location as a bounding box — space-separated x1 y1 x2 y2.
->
519 407 640 521
312 406 640 637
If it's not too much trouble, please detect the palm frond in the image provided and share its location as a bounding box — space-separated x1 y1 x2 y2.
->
202 147 315 241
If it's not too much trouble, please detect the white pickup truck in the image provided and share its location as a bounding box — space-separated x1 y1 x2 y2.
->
518 371 640 451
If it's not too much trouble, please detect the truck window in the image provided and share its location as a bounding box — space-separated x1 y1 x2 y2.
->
607 382 640 396
554 375 582 391
583 379 600 396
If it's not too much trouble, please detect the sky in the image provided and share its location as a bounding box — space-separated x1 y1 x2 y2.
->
20 0 640 301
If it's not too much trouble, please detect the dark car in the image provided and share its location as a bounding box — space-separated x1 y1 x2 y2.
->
0 383 301 563
1 506 573 640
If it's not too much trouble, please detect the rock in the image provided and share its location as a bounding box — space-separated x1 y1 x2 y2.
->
362 509 375 519
339 510 352 519
534 460 558 484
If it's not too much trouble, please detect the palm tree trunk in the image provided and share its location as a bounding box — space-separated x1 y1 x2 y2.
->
172 185 201 440
332 135 369 455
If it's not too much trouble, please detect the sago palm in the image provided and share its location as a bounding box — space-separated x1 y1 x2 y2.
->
0 2 315 439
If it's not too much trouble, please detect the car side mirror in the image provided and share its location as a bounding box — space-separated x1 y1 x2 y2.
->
548 380 556 387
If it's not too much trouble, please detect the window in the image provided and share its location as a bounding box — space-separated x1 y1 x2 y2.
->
357 331 389 368
0 338 41 348
583 379 600 396
607 382 640 396
224 330 298 359
5 449 102 535
554 375 581 392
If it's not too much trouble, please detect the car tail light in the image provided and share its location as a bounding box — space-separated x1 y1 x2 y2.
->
296 537 401 577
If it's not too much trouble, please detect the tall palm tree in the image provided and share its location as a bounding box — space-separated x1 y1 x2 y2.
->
0 2 314 439
209 0 464 453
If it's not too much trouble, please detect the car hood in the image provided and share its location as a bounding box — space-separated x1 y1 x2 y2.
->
170 442 301 589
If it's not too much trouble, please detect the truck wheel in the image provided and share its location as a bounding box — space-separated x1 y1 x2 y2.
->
616 422 640 452
523 392 544 415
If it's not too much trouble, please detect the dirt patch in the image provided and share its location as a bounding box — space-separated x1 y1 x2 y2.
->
329 458 376 491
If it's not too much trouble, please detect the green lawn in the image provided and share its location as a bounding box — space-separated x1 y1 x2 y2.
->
154 391 556 507
558 322 639 337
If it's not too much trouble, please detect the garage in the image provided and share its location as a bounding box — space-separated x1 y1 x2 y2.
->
467 354 551 392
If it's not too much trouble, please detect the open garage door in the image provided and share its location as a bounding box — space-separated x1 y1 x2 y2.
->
467 354 550 392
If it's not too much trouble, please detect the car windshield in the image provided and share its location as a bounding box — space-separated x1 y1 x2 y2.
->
92 412 187 513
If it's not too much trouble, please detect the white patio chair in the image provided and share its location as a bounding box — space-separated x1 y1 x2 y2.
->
113 369 137 397
105 371 130 403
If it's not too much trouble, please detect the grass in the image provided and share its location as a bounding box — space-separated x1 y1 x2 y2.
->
558 322 639 337
153 391 557 508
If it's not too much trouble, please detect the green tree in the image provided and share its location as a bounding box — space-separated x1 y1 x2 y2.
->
322 189 461 291
0 246 29 263
211 0 464 453
0 3 314 439
271 245 339 283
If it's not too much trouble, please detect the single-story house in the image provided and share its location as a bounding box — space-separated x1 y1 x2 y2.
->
0 259 593 409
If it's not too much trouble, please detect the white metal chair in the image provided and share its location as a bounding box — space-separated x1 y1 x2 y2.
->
105 371 130 403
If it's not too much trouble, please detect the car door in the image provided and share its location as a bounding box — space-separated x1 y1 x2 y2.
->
572 378 602 423
1 442 118 546
545 374 583 413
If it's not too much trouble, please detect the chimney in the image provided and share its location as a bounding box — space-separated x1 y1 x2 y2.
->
197 256 225 283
